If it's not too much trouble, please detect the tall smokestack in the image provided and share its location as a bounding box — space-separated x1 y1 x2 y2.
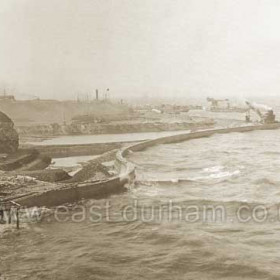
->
96 89 99 101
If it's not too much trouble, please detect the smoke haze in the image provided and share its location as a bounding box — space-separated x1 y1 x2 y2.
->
0 0 280 100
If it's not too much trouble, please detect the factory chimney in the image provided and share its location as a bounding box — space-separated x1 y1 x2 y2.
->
96 89 99 101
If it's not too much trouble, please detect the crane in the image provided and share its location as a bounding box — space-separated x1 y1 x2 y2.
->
245 101 276 124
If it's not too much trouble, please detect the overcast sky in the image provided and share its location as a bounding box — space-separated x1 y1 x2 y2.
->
0 0 280 100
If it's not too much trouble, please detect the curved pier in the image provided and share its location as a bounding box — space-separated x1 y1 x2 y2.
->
118 123 280 159
15 123 280 207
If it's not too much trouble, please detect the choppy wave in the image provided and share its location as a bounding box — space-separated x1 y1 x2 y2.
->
3 129 280 279
254 178 278 186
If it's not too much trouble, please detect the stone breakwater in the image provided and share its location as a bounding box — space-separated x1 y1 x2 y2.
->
14 150 135 207
13 123 280 207
21 142 126 158
120 123 280 157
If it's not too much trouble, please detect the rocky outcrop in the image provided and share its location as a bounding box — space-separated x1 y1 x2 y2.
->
0 111 19 153
0 112 52 172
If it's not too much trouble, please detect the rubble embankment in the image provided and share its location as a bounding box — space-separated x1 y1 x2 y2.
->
0 175 59 202
65 149 117 183
17 120 215 137
8 169 71 182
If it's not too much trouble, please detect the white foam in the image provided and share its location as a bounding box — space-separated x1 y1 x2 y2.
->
209 170 240 179
203 166 224 173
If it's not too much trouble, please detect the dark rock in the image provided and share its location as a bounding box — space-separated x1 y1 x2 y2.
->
0 111 19 153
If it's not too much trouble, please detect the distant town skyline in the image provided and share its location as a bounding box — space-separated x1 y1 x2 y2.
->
1 0 280 100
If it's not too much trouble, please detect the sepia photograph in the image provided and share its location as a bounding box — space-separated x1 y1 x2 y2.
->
1 0 280 279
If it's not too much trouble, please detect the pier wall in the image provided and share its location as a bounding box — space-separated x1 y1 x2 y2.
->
121 124 280 157
21 142 126 158
15 123 280 207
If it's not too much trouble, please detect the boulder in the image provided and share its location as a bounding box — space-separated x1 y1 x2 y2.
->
0 111 19 153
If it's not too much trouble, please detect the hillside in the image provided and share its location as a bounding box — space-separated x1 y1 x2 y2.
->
0 100 131 125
